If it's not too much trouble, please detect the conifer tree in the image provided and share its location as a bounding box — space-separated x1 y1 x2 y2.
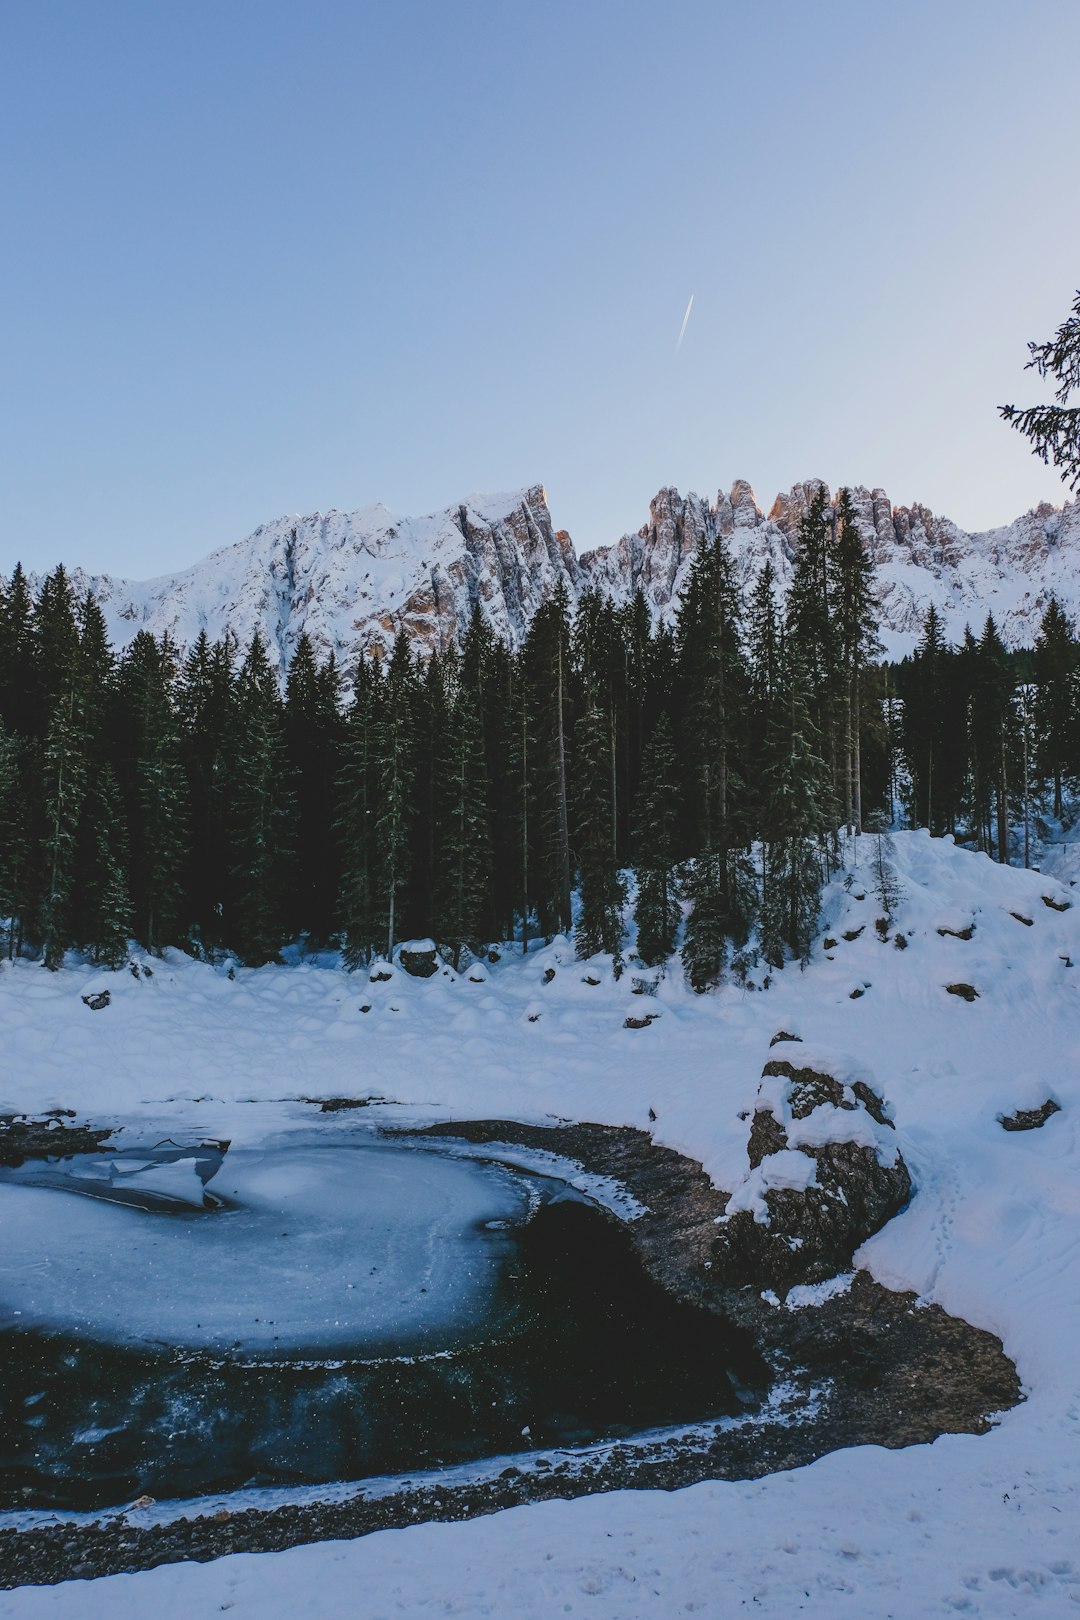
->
523 585 573 936
338 653 382 967
35 569 86 966
786 485 841 842
1033 595 1077 819
74 764 132 966
759 644 830 966
227 631 293 963
1000 288 1080 492
573 682 625 960
178 631 235 955
374 632 417 957
117 632 189 953
681 850 729 991
433 667 492 965
632 713 680 966
971 615 1015 862
285 633 342 942
833 488 881 830
676 531 754 978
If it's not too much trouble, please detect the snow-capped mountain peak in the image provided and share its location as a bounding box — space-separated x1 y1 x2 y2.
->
34 479 1080 677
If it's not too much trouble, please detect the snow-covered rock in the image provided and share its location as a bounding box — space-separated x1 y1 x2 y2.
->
22 481 1080 684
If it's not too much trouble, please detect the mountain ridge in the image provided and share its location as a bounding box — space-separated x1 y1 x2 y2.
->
25 480 1080 678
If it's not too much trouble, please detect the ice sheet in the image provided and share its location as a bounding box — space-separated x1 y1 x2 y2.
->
0 1144 529 1355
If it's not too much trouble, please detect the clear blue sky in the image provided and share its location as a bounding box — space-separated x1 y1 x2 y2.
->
3 0 1079 578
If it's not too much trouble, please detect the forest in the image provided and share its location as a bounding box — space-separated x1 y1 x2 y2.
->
1 487 1077 985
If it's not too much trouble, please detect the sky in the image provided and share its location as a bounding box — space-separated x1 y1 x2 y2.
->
2 0 1079 580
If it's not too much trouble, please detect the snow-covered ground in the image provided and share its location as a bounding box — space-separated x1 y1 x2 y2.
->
3 831 1080 1616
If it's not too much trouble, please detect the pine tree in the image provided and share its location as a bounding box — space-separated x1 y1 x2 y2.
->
432 665 492 965
1000 288 1080 492
178 631 235 955
34 569 86 966
833 488 881 830
285 633 342 943
633 713 680 966
1033 595 1077 819
338 653 382 968
785 485 841 844
117 632 189 953
523 586 573 937
0 720 20 957
226 631 293 963
573 682 625 960
972 615 1016 863
675 530 754 981
374 633 417 957
759 644 830 966
74 764 132 966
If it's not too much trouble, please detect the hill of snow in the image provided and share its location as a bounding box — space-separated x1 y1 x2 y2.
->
29 481 1080 681
3 831 1080 1615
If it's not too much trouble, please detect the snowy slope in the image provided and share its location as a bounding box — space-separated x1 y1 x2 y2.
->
3 831 1080 1615
26 482 1080 680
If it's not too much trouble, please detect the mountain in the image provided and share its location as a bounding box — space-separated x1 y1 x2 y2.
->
43 479 1080 678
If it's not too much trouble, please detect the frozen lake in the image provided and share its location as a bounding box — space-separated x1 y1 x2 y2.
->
0 1139 528 1356
0 1128 765 1511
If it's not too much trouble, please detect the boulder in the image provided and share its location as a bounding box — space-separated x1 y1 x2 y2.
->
711 1059 912 1295
999 1099 1061 1132
397 940 438 978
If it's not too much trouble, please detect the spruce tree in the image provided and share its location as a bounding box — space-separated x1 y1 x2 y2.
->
573 683 625 960
226 630 293 963
633 713 680 966
1033 595 1077 819
34 569 86 966
433 668 492 965
337 653 382 967
117 632 189 953
374 632 417 957
285 633 342 943
759 644 830 966
523 585 573 936
833 488 881 830
178 631 236 955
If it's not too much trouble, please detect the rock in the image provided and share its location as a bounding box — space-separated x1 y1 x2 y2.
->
369 968 392 984
945 982 979 1001
542 967 556 985
1010 912 1033 926
710 1060 912 1295
1042 895 1071 911
769 1030 802 1047
842 926 864 941
81 990 111 1011
999 1099 1061 1131
59 480 1080 687
397 941 438 978
937 923 975 939
624 1013 659 1029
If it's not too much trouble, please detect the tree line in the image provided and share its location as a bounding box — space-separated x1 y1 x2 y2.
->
1 485 1076 982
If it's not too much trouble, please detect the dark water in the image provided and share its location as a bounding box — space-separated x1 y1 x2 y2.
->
0 1190 768 1513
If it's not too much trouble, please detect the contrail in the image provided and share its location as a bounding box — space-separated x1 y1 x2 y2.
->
675 293 694 355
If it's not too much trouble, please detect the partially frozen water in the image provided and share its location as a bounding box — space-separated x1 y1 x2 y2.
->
0 1130 766 1511
0 1141 528 1355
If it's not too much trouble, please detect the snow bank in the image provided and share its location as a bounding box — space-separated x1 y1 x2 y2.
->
4 830 1080 1616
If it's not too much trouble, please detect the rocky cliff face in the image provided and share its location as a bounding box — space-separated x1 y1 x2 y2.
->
46 478 1080 680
